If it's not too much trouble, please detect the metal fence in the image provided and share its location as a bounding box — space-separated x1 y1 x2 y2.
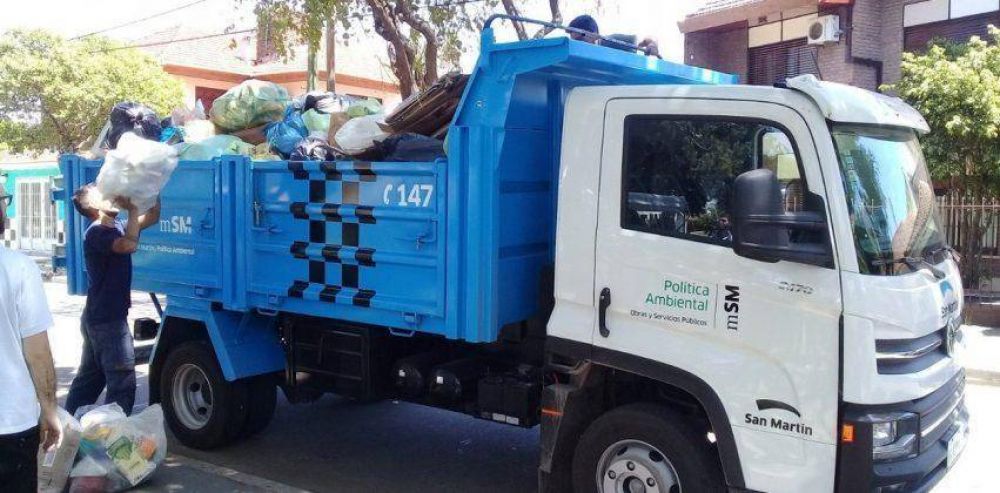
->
936 194 1000 257
936 194 1000 293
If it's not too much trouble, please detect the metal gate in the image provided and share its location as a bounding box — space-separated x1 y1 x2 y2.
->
15 178 57 252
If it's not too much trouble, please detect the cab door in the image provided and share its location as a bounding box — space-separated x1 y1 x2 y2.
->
592 97 842 491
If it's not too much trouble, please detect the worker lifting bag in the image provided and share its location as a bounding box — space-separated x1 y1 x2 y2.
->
96 133 178 214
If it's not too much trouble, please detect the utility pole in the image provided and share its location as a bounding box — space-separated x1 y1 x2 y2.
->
326 17 336 93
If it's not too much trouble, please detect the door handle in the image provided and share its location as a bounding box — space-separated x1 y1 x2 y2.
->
599 287 611 337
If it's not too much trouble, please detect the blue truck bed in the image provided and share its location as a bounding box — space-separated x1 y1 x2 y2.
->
61 30 735 347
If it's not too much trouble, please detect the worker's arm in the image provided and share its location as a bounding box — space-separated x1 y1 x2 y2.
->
639 38 660 58
111 198 142 254
23 332 60 450
138 197 161 231
18 260 60 450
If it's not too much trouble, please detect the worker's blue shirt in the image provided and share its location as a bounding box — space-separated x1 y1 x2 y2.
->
83 220 132 324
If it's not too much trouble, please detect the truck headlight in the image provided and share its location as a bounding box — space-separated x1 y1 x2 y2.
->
860 412 919 461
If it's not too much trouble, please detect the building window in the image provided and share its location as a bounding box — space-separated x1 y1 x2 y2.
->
904 11 1000 52
621 116 803 245
195 87 228 114
748 39 820 85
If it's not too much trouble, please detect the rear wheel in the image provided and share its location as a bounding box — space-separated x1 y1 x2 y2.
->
572 403 725 493
161 342 248 449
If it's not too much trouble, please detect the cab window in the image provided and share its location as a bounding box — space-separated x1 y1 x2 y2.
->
621 116 804 245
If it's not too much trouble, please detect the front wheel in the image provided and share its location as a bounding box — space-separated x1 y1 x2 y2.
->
572 403 726 493
160 342 248 449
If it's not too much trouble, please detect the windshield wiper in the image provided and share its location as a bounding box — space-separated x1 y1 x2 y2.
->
872 256 946 279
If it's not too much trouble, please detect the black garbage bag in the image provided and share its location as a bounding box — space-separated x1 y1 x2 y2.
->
105 102 162 149
290 137 347 161
373 133 445 162
302 92 340 114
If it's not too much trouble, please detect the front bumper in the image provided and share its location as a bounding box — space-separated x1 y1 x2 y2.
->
837 370 968 492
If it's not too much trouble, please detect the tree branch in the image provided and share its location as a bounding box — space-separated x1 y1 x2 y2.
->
499 0 528 40
532 0 562 39
395 0 438 87
366 0 416 98
38 98 73 152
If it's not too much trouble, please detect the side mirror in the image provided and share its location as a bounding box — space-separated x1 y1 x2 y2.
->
731 169 832 267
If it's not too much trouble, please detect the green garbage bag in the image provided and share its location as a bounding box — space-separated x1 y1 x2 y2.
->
345 98 382 118
209 80 290 131
175 135 253 160
302 109 330 135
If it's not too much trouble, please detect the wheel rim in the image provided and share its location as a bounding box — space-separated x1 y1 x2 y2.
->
172 363 214 430
596 439 680 493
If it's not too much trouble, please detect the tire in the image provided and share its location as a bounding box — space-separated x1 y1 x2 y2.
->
241 374 278 438
572 403 726 493
160 342 249 449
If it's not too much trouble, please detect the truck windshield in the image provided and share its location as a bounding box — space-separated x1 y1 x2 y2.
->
832 125 946 275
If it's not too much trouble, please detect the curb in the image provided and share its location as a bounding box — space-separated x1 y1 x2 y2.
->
166 454 312 493
966 367 1000 387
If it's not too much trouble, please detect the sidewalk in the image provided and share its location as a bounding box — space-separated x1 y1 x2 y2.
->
962 324 1000 385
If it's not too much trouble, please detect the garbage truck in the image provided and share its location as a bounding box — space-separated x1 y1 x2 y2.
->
59 16 968 493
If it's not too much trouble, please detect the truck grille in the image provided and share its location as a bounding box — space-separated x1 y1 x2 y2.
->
875 328 947 375
919 371 966 453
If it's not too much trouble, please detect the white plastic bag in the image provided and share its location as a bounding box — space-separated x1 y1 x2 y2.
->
181 119 216 143
38 407 83 493
335 114 389 155
96 133 178 214
70 404 168 492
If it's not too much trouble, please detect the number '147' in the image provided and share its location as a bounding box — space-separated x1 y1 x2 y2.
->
384 184 434 207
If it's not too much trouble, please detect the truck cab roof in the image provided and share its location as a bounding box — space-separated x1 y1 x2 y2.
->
785 74 929 133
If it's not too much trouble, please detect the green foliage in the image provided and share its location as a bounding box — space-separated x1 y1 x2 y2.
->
0 30 184 154
885 26 1000 195
250 0 506 62
244 0 582 97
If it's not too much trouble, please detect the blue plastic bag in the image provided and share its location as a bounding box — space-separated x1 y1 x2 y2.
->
265 106 310 158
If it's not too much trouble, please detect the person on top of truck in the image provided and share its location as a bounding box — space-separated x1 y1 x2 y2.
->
65 184 160 416
567 14 660 57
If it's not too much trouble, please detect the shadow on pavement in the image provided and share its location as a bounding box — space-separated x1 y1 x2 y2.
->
170 394 540 493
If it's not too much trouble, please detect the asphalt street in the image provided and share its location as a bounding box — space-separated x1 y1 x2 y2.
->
43 277 994 492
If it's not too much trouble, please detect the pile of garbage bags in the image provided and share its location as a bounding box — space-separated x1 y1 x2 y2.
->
88 74 463 201
37 405 167 493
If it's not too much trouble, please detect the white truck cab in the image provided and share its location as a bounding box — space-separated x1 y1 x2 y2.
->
546 75 967 492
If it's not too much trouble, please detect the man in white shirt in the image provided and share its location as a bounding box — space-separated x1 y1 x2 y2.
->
0 189 61 492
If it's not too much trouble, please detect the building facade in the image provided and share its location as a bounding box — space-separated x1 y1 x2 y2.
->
138 25 402 111
681 0 1000 90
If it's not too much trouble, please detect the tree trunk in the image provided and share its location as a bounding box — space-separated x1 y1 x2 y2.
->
307 43 318 92
325 16 336 93
499 0 528 40
395 1 439 87
366 0 416 98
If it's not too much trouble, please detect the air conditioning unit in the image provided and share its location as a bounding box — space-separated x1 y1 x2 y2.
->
807 15 841 45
